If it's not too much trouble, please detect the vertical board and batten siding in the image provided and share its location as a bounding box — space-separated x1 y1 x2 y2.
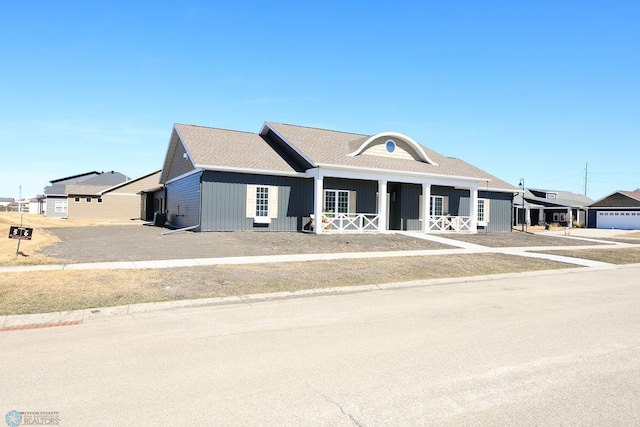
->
166 172 201 229
425 187 513 233
401 183 422 231
477 191 513 232
200 171 313 231
323 178 378 214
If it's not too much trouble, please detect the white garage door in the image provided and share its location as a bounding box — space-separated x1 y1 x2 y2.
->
597 211 640 230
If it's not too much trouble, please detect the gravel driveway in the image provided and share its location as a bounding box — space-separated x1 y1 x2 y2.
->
38 225 605 263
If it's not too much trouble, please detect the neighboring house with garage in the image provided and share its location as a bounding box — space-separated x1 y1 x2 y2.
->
587 189 640 230
514 188 593 227
66 170 161 221
159 122 518 234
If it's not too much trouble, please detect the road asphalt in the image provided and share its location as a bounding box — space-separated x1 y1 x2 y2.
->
2 229 638 330
2 265 639 425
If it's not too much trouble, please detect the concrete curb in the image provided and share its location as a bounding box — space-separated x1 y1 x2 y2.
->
3 263 637 331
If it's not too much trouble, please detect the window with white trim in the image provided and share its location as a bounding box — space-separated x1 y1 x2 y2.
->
97 198 103 203
477 198 490 224
324 190 349 214
54 200 67 213
74 197 80 203
430 196 444 216
85 197 92 203
255 186 269 217
246 184 278 223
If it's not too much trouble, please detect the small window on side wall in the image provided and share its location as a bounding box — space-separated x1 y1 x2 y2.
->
74 197 80 203
97 198 103 203
246 184 278 224
85 197 92 203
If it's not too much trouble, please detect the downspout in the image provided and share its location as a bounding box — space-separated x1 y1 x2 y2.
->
161 224 199 235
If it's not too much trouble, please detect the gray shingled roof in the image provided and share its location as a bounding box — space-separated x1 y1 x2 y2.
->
45 171 129 197
174 124 301 174
66 185 110 196
167 122 517 192
81 171 129 186
266 122 517 191
519 188 593 208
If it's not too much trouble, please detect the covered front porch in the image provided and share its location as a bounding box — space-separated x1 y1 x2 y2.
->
308 168 481 234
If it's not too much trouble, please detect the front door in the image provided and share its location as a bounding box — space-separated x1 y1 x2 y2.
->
387 183 402 230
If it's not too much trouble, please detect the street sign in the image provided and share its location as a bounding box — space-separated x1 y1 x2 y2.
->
9 226 33 240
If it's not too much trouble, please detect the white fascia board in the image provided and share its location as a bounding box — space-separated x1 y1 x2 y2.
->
591 206 640 210
173 125 195 165
312 163 489 186
195 164 307 178
164 168 203 186
261 123 317 167
484 187 521 194
160 126 194 184
348 131 439 166
100 169 162 195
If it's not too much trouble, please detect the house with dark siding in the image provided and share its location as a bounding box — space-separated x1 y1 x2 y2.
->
514 188 593 228
587 190 640 230
159 122 518 233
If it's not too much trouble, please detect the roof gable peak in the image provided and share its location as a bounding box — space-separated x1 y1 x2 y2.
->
348 132 438 165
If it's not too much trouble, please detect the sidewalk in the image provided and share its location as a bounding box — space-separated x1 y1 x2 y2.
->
1 231 637 331
0 231 634 274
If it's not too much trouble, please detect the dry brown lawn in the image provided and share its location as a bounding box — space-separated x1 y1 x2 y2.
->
0 253 572 315
538 247 640 264
0 213 140 266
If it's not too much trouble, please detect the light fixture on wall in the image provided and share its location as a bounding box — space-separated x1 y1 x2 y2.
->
183 153 188 159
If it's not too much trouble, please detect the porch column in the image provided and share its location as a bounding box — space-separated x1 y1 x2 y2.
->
313 175 324 234
378 179 388 232
469 186 478 233
422 183 431 233
567 207 573 228
539 209 545 225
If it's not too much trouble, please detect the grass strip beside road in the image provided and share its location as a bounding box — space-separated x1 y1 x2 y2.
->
1 253 573 316
535 247 640 265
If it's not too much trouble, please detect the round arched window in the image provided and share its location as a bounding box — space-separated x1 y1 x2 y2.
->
385 139 396 153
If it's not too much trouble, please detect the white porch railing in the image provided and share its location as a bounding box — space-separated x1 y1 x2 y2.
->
314 213 380 233
310 214 472 233
429 215 472 233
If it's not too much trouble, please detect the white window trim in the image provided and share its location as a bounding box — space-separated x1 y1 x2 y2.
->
74 197 81 203
246 184 278 222
54 200 67 213
430 195 444 216
477 198 490 226
85 197 92 203
323 189 350 215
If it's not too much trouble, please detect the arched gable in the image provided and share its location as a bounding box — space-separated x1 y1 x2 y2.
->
347 132 438 165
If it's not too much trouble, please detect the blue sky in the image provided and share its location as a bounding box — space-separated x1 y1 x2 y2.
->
1 1 638 202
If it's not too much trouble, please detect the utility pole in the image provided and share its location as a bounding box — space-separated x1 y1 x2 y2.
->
583 163 588 196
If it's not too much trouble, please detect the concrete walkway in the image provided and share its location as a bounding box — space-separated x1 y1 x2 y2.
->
2 231 638 330
1 231 635 274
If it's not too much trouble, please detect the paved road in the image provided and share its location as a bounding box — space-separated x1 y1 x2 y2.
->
2 266 639 426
